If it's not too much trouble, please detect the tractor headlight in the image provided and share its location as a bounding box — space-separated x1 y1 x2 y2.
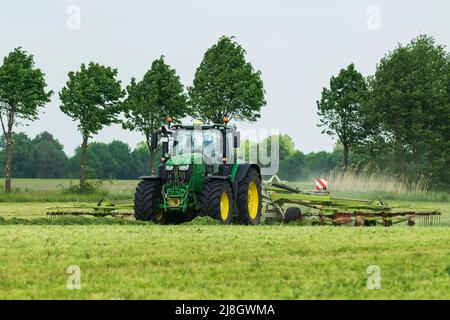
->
178 165 190 171
165 165 174 171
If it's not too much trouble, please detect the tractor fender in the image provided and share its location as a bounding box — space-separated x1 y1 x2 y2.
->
205 175 233 189
233 164 261 183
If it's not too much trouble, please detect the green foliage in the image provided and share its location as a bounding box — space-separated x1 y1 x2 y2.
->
0 47 53 125
317 63 367 167
59 62 125 139
189 36 266 123
59 62 125 189
0 132 156 180
29 132 68 178
122 56 187 173
0 47 53 191
239 134 343 181
358 35 450 189
67 140 135 179
131 141 152 177
304 149 344 176
1 130 345 182
0 132 33 177
122 56 187 137
0 132 67 178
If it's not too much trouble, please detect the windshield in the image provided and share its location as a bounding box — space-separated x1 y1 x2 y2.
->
170 129 223 164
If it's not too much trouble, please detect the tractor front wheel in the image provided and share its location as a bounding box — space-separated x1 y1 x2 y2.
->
199 180 233 224
134 179 163 222
237 168 262 225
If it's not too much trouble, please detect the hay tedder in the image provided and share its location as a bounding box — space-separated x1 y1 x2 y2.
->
47 119 440 226
261 176 440 226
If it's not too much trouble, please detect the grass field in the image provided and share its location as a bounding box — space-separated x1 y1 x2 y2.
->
0 178 449 299
0 223 449 299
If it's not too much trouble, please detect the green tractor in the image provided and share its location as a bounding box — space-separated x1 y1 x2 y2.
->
134 119 262 225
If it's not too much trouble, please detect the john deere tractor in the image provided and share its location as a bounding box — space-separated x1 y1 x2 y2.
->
133 119 262 225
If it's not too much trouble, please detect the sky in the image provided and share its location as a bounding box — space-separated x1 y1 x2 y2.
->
0 0 449 155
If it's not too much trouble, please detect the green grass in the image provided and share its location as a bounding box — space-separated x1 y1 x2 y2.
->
0 224 449 299
0 178 449 299
0 178 137 202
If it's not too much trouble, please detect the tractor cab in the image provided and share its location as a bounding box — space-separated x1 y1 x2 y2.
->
157 120 239 180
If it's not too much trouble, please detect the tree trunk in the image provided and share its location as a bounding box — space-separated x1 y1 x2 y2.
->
146 138 155 175
3 130 13 192
343 144 349 170
80 136 88 190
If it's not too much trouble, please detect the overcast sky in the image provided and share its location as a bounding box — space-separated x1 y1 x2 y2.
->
1 0 449 155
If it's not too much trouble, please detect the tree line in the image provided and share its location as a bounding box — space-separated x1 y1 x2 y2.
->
0 36 266 191
0 131 342 181
317 35 449 189
0 131 149 180
1 34 449 191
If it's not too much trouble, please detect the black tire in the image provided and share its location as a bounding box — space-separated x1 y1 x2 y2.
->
284 207 302 223
134 179 163 222
237 168 262 225
198 180 212 217
364 219 377 227
199 179 233 224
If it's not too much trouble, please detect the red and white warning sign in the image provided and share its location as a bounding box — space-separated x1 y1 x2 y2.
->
315 178 329 191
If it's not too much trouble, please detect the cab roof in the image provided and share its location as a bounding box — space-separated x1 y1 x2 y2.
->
169 123 236 131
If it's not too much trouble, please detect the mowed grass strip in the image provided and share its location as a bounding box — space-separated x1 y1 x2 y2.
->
0 225 449 299
1 200 449 226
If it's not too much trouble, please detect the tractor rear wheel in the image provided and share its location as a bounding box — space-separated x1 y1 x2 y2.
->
237 168 262 225
199 179 233 224
134 179 163 222
284 207 302 223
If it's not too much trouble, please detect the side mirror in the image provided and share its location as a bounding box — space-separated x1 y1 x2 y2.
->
151 132 158 149
233 132 240 148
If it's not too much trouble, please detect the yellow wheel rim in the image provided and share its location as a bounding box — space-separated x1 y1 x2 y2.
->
220 192 229 221
248 181 259 219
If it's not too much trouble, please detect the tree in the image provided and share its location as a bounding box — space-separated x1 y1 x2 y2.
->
59 62 125 190
122 56 187 174
30 132 68 178
304 149 343 176
363 35 450 188
188 36 266 123
107 140 134 179
1 131 68 179
68 140 133 179
0 132 33 178
131 141 151 178
0 47 53 191
317 63 367 169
